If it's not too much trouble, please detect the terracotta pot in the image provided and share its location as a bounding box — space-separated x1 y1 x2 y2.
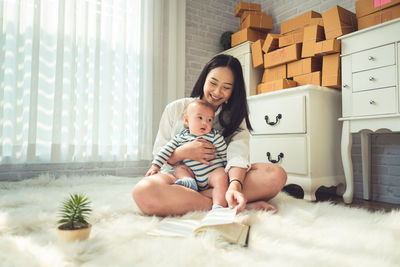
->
57 224 92 242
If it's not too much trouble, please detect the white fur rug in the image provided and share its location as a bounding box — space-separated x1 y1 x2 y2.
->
0 175 399 267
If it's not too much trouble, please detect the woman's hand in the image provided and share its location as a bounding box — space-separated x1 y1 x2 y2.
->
173 138 216 165
225 182 247 214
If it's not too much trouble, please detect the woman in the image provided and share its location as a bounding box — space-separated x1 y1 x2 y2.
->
132 54 287 216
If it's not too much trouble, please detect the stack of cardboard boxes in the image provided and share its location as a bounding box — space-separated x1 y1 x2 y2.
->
252 5 357 94
356 0 400 30
231 2 272 47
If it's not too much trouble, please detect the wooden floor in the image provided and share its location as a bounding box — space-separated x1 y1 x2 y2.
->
283 185 400 213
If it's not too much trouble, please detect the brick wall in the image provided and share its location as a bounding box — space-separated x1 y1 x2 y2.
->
185 0 239 96
185 0 400 204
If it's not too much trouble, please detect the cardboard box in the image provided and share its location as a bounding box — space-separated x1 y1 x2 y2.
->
314 39 341 56
280 11 322 34
322 6 357 39
355 0 400 18
293 71 321 86
231 28 267 47
240 13 272 32
264 43 302 68
310 17 324 26
287 57 322 78
262 33 281 53
235 1 261 17
278 30 304 48
257 79 297 94
240 10 266 24
301 25 325 58
262 64 287 82
251 39 265 69
322 53 341 89
357 4 400 30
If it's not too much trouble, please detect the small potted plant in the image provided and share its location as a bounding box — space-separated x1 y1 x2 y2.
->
57 193 92 242
220 31 234 50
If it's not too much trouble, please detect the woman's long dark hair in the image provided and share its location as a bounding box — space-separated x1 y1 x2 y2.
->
190 54 252 138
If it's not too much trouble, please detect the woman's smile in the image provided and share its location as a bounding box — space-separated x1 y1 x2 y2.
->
202 67 234 109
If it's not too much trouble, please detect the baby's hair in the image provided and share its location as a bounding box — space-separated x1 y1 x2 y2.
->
185 99 215 115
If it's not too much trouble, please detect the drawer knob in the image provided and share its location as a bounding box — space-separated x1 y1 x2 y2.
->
368 56 374 61
266 152 284 164
343 84 349 88
264 113 282 126
369 100 375 104
369 76 375 81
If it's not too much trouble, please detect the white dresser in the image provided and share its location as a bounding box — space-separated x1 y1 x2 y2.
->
248 86 345 201
222 41 263 97
338 18 400 204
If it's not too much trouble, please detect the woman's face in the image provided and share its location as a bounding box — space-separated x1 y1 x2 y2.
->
202 66 234 110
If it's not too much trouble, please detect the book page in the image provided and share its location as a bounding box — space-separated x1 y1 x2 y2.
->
147 207 239 238
197 207 237 228
196 223 250 246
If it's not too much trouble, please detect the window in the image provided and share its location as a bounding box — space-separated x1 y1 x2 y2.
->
0 0 150 163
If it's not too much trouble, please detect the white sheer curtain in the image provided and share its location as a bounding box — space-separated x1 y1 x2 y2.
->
0 0 185 164
141 0 186 149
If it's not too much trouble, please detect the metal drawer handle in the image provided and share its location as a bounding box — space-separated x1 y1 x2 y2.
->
264 114 282 126
368 56 374 61
369 76 375 81
369 100 375 104
266 152 284 164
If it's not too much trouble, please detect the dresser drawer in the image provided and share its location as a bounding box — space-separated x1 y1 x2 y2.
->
351 44 395 73
250 136 308 175
352 87 397 116
352 65 396 92
249 95 306 135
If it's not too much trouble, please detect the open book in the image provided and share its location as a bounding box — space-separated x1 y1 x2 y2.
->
148 207 250 246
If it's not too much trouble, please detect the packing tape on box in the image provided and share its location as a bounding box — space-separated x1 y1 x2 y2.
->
308 73 315 84
315 42 323 54
278 49 284 64
376 8 393 24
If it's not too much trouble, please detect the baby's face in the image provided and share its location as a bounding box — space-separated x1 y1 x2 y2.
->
186 104 214 136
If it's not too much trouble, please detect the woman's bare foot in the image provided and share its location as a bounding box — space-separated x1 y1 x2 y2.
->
245 200 277 213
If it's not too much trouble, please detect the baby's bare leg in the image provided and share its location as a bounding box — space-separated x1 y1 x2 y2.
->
207 167 229 207
174 164 198 191
174 164 195 179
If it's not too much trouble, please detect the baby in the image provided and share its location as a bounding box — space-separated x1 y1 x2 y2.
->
146 99 228 209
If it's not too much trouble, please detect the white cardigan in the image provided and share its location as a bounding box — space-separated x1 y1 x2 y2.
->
153 97 251 173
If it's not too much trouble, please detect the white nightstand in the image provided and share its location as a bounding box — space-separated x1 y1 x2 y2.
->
248 85 345 201
338 18 400 204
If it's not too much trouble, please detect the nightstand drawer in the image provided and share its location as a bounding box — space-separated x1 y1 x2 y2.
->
352 65 396 92
249 95 306 135
351 44 395 73
352 87 397 116
250 136 308 175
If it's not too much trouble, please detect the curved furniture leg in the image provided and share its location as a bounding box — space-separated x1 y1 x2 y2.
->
341 121 353 204
302 183 317 202
360 131 371 200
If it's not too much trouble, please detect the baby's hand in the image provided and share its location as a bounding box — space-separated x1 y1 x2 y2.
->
145 165 160 176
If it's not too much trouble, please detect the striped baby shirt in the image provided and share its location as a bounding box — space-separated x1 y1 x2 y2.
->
152 128 227 190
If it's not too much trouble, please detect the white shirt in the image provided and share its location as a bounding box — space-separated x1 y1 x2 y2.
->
153 97 251 173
